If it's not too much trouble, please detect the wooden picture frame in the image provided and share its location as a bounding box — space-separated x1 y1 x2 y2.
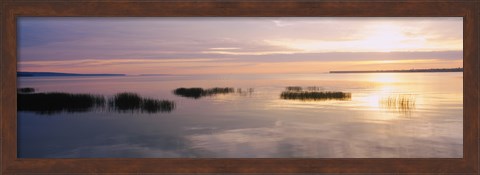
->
1 0 478 174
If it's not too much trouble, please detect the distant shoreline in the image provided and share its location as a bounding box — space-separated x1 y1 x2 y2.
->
17 68 464 77
17 72 126 77
329 68 463 74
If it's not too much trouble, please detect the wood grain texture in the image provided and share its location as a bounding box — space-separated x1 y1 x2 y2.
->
0 0 4 174
1 0 479 174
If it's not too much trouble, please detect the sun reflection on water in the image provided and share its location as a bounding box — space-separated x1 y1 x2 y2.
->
368 73 400 83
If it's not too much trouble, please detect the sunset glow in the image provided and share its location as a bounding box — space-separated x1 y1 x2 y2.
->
18 17 462 75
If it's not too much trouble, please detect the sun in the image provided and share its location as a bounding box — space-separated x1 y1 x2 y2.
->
264 23 419 53
358 23 409 52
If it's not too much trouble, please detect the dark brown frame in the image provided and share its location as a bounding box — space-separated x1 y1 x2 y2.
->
1 0 479 174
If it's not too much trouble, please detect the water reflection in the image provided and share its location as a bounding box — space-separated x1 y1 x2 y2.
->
368 73 400 83
16 73 463 158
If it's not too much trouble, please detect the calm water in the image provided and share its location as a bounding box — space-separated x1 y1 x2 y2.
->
17 73 463 158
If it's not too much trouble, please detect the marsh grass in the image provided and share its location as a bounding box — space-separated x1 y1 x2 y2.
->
18 91 175 115
109 92 175 113
285 86 323 92
236 88 254 96
380 94 416 114
282 86 350 101
18 92 105 114
281 91 351 101
306 86 323 91
18 87 35 93
173 87 235 99
286 86 303 91
173 88 204 99
203 87 235 96
109 92 142 111
142 98 175 113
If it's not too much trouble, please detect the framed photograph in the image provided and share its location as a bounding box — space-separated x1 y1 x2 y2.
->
1 0 478 174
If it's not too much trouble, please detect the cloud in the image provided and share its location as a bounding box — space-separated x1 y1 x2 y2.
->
17 17 463 74
217 51 462 63
20 58 225 67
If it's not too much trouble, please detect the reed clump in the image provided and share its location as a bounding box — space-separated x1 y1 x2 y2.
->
173 87 235 99
18 92 105 114
281 91 352 101
285 86 323 92
236 88 254 96
18 90 175 115
203 87 235 96
173 88 204 98
285 86 302 91
380 94 416 113
142 98 175 113
109 92 142 111
109 92 175 113
306 86 322 91
281 86 350 101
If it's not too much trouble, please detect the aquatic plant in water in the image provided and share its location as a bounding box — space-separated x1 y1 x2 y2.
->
142 98 176 113
281 91 351 101
18 92 105 114
281 86 350 101
285 86 303 91
236 88 254 96
18 90 175 115
379 94 416 114
109 92 143 111
203 87 235 96
285 86 322 92
109 92 175 113
173 87 235 99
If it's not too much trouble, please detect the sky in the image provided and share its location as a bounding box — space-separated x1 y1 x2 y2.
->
18 17 463 75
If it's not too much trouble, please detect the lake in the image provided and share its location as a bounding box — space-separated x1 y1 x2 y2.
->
17 72 463 158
